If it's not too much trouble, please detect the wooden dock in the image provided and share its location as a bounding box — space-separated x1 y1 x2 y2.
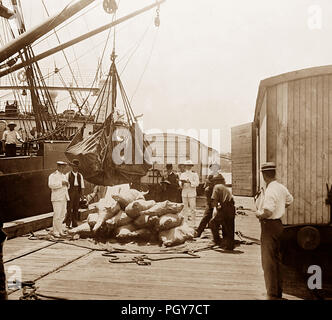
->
2 203 308 300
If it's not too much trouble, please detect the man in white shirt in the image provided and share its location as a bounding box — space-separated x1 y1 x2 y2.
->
179 160 199 227
2 122 24 157
48 161 70 237
256 162 293 300
64 159 85 228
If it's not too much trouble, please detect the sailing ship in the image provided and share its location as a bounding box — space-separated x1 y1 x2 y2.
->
0 0 164 223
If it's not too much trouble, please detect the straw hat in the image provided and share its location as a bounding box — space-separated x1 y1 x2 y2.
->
57 161 67 166
7 121 17 127
261 162 276 171
183 159 194 166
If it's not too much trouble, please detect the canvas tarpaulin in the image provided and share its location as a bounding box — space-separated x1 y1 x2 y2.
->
65 121 152 186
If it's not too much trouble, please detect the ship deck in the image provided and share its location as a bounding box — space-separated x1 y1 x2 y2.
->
2 199 326 300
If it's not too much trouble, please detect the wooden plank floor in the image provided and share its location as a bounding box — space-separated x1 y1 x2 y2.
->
3 207 302 300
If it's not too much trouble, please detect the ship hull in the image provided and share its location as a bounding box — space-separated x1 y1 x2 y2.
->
0 141 70 223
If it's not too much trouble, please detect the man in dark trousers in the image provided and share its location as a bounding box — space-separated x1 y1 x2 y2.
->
0 222 7 300
161 164 180 202
2 122 24 157
64 159 85 228
256 162 293 300
209 181 236 250
194 170 225 238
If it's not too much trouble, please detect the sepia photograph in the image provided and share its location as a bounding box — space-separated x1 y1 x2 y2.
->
0 0 331 307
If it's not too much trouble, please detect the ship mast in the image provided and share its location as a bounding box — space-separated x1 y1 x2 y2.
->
0 1 166 78
0 0 166 137
0 0 96 64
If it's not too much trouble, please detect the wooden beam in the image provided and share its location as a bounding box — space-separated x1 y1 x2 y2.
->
0 3 14 19
0 0 95 63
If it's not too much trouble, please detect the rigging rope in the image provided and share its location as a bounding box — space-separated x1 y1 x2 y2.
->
130 19 159 104
32 1 100 48
85 4 120 120
41 0 86 109
119 22 151 76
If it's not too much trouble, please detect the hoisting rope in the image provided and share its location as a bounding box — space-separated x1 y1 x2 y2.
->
85 4 119 121
130 19 159 104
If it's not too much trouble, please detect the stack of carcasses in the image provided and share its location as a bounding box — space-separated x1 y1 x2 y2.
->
68 188 195 247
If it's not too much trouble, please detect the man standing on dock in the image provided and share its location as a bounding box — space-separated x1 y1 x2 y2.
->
256 162 293 300
48 161 70 238
161 164 180 202
179 160 200 227
64 159 85 228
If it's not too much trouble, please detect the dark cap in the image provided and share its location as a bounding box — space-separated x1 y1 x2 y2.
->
70 159 80 167
261 162 276 171
166 164 173 169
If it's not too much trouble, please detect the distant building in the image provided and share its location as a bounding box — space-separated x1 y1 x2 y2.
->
141 132 220 184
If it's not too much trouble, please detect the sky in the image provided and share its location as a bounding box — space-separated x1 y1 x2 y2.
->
2 0 332 152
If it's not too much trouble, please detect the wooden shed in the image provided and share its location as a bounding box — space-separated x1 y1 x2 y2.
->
254 65 332 226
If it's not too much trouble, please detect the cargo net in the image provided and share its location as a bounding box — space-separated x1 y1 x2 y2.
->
65 56 152 186
67 187 196 248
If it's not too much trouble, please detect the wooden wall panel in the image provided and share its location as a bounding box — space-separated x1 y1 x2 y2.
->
299 79 306 224
274 76 331 225
281 83 288 188
231 122 255 196
316 76 323 223
267 86 277 162
276 84 283 184
329 76 332 221
292 80 300 225
259 94 267 189
275 83 289 224
286 81 294 224
304 78 312 224
322 75 330 223
310 77 318 224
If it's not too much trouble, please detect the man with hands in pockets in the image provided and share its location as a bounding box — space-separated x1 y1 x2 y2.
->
256 162 293 300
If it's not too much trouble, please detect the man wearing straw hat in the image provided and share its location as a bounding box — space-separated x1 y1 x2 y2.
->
256 162 293 300
64 159 85 228
179 159 199 227
1 121 24 157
